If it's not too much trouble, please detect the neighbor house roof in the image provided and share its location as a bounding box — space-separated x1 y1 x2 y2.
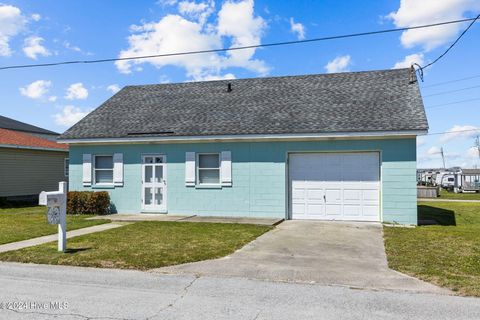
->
0 115 59 135
0 128 68 151
59 68 428 141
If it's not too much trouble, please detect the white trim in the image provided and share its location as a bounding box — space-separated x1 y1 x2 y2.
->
93 154 114 186
141 154 167 212
58 130 427 145
196 153 221 186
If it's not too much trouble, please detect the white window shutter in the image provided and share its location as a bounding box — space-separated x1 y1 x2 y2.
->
221 151 232 187
82 154 92 186
113 153 124 186
185 152 196 186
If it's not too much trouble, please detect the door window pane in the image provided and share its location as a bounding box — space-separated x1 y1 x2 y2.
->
155 166 163 182
145 157 153 164
199 154 219 168
145 188 152 205
145 166 153 183
155 188 163 205
155 157 163 163
199 169 220 184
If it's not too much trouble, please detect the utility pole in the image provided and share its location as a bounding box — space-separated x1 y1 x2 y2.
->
440 147 446 169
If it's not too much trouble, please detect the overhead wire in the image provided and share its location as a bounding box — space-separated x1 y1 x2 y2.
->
0 17 479 71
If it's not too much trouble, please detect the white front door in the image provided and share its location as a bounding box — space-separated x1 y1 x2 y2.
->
290 152 380 221
142 155 167 212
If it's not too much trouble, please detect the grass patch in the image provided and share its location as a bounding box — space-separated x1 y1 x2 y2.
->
438 189 480 200
0 221 272 270
0 206 110 245
384 202 480 296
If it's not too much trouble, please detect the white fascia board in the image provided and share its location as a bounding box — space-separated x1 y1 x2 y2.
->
58 130 428 145
0 144 68 152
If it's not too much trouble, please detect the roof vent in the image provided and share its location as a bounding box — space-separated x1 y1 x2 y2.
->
227 83 232 92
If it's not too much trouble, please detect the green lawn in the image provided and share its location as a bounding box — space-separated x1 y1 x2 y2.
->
437 189 480 200
0 206 109 245
384 202 480 296
0 221 272 270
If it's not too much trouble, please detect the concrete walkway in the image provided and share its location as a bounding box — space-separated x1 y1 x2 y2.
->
418 198 480 202
0 223 125 253
89 213 283 226
156 221 449 294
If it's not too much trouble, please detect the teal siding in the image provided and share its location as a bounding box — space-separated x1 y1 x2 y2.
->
69 138 417 225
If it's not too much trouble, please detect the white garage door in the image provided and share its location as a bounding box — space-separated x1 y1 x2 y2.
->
289 152 380 221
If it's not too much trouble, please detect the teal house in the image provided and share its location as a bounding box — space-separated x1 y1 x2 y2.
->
59 69 428 225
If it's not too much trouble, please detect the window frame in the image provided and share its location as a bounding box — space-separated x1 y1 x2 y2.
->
93 154 114 186
64 158 69 177
196 153 221 186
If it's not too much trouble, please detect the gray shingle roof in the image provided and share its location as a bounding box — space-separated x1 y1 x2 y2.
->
0 115 59 135
60 68 428 140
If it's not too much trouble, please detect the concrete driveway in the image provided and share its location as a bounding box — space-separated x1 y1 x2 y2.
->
156 221 448 294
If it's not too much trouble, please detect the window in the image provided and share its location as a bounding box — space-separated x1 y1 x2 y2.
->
64 158 69 177
197 153 220 185
94 155 114 184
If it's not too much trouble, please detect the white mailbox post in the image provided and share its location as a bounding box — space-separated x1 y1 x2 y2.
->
39 182 67 252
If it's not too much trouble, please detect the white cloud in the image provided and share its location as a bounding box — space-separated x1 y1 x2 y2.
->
289 17 305 40
178 0 215 24
107 84 121 94
31 13 41 21
116 0 268 80
23 36 51 59
19 80 52 99
48 96 57 102
65 83 89 100
467 146 479 159
0 4 26 56
427 146 442 155
393 53 425 69
440 125 479 142
324 55 352 73
193 72 235 81
54 106 90 127
387 0 480 51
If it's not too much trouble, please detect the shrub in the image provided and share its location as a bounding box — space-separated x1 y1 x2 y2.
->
67 191 110 215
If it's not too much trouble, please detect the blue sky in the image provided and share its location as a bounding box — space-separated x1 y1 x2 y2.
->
0 0 479 168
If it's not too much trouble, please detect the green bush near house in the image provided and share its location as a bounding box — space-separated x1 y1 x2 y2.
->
67 191 111 215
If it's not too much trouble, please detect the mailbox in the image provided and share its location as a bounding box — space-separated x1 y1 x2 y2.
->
47 196 62 225
39 182 67 252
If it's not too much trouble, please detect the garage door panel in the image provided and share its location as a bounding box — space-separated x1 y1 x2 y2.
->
325 204 342 216
290 152 380 221
363 189 379 201
343 205 361 216
344 189 362 201
307 204 324 215
307 189 324 200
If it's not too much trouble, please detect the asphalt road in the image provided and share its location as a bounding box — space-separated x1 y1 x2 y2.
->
0 262 479 320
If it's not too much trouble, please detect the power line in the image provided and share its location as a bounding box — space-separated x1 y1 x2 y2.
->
0 17 479 71
414 14 480 80
425 97 480 109
423 84 480 97
421 128 480 136
421 74 480 88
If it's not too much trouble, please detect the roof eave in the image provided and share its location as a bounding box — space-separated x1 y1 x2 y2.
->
58 130 428 145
